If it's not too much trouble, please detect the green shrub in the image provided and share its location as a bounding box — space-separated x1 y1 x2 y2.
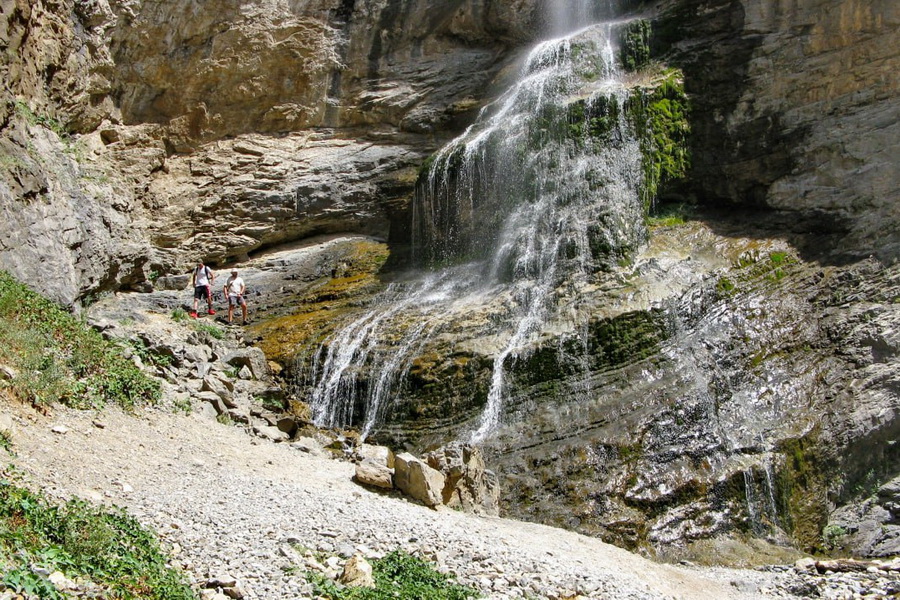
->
308 550 479 600
0 479 196 600
0 271 161 409
0 429 12 454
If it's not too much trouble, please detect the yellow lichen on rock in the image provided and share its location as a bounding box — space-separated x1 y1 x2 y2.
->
250 240 389 366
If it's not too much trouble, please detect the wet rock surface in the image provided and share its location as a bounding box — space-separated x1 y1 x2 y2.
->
270 220 900 561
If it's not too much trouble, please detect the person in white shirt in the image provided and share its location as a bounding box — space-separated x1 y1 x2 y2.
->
223 269 248 325
191 260 215 317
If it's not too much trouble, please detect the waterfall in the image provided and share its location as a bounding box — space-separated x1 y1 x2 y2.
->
742 457 782 534
302 17 647 442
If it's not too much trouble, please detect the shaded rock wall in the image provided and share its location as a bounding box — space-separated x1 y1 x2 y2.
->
654 0 900 259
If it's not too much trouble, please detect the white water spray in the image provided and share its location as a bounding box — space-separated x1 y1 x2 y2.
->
304 17 647 443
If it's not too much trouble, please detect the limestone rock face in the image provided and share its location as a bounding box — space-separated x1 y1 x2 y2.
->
2 0 897 305
657 0 900 259
354 460 394 490
827 476 900 557
0 0 540 304
339 554 375 588
426 443 500 516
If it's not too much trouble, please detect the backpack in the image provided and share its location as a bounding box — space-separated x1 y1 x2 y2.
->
195 266 212 283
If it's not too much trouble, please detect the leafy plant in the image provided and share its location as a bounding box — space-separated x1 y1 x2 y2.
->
191 321 225 340
822 524 847 550
122 339 172 369
716 277 736 296
307 550 479 600
0 429 13 454
3 568 63 599
172 396 192 415
647 202 692 228
626 70 691 209
14 101 68 139
0 271 161 409
0 479 196 600
171 308 188 323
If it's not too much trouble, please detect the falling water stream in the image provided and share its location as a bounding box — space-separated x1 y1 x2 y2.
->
303 6 647 442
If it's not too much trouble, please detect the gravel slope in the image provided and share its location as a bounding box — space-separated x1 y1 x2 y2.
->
0 401 805 600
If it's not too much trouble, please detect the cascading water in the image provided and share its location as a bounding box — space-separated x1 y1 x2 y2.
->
302 13 649 443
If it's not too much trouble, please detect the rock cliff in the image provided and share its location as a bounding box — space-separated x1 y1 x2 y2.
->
1 0 898 563
654 0 900 260
0 0 536 304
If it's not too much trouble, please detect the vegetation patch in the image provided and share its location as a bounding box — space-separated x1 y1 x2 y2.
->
774 434 831 553
14 101 69 141
0 477 195 600
625 70 691 210
308 550 479 600
619 20 652 72
0 271 161 409
190 320 225 340
646 202 693 228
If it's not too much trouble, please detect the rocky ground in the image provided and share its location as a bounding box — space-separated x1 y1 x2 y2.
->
1 401 895 600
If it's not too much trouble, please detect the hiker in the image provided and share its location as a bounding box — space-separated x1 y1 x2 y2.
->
224 268 248 325
191 260 216 318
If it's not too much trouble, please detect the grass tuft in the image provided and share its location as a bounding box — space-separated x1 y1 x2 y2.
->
308 550 479 600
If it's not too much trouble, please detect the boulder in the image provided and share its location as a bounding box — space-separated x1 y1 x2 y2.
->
196 391 227 414
155 274 190 290
253 424 289 442
222 348 270 380
291 437 324 455
339 555 375 588
0 364 18 381
0 412 15 437
354 460 394 490
276 417 298 437
196 400 219 421
357 443 395 469
426 443 500 516
394 453 445 507
202 375 236 407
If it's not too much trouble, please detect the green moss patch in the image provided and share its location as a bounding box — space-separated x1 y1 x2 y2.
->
625 71 691 210
775 435 831 552
619 20 652 72
252 240 390 366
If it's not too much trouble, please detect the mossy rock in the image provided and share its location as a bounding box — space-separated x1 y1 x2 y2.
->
619 20 652 72
625 70 691 210
251 240 389 366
